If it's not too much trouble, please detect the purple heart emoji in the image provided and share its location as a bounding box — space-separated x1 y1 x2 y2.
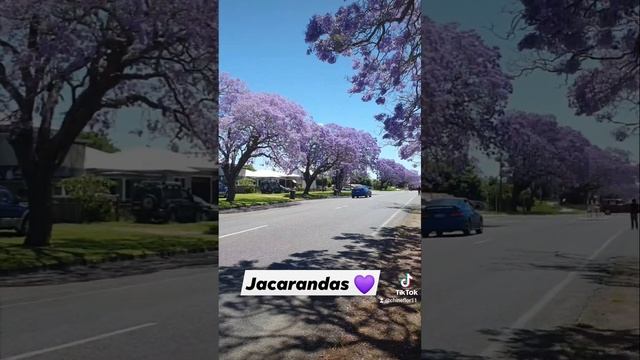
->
354 275 375 294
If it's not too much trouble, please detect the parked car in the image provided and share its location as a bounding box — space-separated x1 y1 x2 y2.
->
600 198 629 215
423 198 483 237
0 186 29 235
131 181 202 223
219 182 228 198
351 185 372 198
193 195 217 221
260 180 289 194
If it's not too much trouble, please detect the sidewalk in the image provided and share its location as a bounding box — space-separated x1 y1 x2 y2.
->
317 210 421 360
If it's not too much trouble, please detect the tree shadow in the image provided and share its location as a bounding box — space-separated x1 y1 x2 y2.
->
482 324 639 360
421 349 486 359
218 225 421 360
489 250 639 288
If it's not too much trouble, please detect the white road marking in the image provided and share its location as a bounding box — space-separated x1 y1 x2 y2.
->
479 228 627 358
0 323 157 360
219 225 268 239
370 195 417 237
335 205 348 210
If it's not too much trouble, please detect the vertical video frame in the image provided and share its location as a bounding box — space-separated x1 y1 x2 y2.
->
421 0 639 359
218 1 422 359
0 1 218 359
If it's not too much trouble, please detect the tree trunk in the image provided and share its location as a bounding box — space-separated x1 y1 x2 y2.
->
302 170 318 196
23 170 54 247
226 179 237 202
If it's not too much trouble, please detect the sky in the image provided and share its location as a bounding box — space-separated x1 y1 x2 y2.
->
219 0 418 172
423 0 640 176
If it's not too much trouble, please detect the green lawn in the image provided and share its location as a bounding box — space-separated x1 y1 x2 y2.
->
219 191 349 209
0 221 217 272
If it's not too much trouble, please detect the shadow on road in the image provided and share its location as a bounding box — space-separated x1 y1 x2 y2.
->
421 349 486 359
481 324 639 360
490 251 639 288
218 225 421 360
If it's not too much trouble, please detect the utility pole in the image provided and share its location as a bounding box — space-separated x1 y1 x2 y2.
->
497 158 503 214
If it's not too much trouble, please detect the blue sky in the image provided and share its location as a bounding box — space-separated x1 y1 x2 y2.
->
423 0 639 176
219 0 418 171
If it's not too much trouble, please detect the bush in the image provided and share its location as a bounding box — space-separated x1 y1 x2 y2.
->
60 175 115 222
236 185 256 193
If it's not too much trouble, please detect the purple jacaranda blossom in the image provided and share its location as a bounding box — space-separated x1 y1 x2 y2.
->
305 0 421 159
218 77 307 202
285 121 381 195
515 0 639 139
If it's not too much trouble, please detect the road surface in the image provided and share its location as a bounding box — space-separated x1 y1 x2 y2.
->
0 259 217 360
422 213 639 359
219 190 420 359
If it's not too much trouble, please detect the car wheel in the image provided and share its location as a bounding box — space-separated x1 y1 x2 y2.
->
352 195 355 198
168 210 177 223
436 231 443 237
463 221 471 236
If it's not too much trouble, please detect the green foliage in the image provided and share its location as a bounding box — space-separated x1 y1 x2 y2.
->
483 177 513 212
236 178 257 193
432 166 485 201
78 132 120 153
207 222 218 235
60 175 115 222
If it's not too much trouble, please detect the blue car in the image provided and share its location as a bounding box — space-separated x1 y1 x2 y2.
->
218 182 228 198
422 198 483 237
351 185 372 198
0 186 29 235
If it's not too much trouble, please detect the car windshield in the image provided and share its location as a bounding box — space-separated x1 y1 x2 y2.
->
426 199 465 207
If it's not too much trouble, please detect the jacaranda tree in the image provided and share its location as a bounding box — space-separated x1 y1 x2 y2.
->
494 111 638 209
218 75 307 202
305 0 421 159
0 0 216 246
291 122 381 196
375 158 415 189
515 0 639 139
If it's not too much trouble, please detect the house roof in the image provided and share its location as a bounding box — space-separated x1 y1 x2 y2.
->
240 169 301 178
85 147 215 173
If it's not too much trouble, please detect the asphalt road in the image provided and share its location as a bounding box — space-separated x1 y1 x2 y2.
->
0 264 217 360
422 213 640 359
219 190 420 359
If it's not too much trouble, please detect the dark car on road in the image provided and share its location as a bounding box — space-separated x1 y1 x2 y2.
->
600 198 629 215
131 182 203 223
423 198 483 237
0 186 29 235
351 185 372 198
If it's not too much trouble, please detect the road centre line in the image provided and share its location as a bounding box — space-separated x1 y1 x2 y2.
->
219 225 268 239
370 195 417 237
0 322 157 360
479 228 627 358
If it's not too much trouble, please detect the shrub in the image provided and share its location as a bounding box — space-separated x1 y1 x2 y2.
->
236 185 256 193
60 175 115 222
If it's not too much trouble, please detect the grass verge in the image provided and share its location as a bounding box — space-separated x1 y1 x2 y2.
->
219 191 349 209
0 221 218 272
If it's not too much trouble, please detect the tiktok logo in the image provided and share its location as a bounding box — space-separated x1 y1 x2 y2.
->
400 273 413 288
